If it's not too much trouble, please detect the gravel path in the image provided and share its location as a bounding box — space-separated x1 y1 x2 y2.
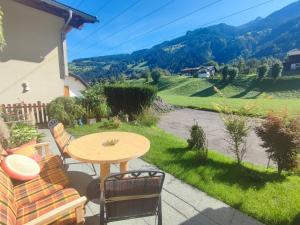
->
158 108 271 166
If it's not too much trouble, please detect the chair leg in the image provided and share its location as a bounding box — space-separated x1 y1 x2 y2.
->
100 196 106 225
158 197 162 225
91 163 97 176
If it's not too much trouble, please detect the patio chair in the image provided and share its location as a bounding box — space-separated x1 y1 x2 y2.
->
51 122 97 175
100 170 165 225
47 119 59 134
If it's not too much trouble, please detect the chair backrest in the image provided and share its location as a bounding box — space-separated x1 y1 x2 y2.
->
52 123 71 154
0 168 16 225
48 119 59 134
103 170 165 222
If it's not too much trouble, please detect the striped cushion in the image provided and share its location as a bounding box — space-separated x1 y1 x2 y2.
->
53 124 71 154
17 188 80 225
14 168 70 208
38 155 62 171
0 168 14 202
0 191 16 225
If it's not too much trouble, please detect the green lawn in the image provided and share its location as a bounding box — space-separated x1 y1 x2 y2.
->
160 94 300 117
131 75 300 117
69 122 300 225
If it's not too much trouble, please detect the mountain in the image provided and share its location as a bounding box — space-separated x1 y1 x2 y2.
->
70 1 300 80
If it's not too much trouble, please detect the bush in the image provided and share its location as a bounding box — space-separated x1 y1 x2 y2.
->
228 67 239 80
187 122 208 160
222 114 250 164
255 113 300 174
257 64 269 80
269 61 283 78
101 117 121 129
151 69 162 84
95 103 111 120
221 65 229 81
104 85 157 118
135 108 159 127
9 123 42 148
78 84 106 119
47 97 84 127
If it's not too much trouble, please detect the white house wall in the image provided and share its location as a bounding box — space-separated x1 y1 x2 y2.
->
64 76 86 97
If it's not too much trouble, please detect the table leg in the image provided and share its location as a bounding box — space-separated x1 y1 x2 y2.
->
120 161 129 173
100 163 110 190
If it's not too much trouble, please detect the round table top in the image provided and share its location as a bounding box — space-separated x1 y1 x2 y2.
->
67 132 150 164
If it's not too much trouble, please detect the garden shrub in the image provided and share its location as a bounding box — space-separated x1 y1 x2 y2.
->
78 84 106 119
255 113 300 174
104 85 157 118
135 108 159 127
9 123 42 148
47 97 84 127
101 117 121 129
187 122 208 161
257 64 269 80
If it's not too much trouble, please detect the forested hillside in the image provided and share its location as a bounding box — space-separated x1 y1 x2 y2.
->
70 0 300 81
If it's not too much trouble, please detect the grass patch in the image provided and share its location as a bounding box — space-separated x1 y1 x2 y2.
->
160 94 300 117
69 122 300 225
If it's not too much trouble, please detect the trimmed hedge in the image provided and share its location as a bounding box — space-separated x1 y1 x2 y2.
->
104 85 157 117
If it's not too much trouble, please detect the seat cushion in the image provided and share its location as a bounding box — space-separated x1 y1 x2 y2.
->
0 168 14 202
17 188 80 225
14 168 70 208
0 191 17 225
1 155 40 181
38 155 62 172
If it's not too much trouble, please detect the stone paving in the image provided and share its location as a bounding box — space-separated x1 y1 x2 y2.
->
41 129 263 225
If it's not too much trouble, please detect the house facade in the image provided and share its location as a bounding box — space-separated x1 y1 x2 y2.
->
181 66 216 78
286 49 300 71
64 73 88 97
0 0 97 104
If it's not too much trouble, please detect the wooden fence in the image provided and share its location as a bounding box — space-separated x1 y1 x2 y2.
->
1 101 49 125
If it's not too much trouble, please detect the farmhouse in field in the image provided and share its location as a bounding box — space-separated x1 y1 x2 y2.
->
181 66 216 78
285 49 300 71
0 0 98 104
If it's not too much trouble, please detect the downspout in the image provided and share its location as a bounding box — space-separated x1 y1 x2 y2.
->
60 9 73 79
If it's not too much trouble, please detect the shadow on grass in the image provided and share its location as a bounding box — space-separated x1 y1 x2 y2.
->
232 79 258 98
190 81 230 97
163 147 285 190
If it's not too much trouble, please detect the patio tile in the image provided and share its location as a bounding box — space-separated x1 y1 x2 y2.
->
40 129 264 225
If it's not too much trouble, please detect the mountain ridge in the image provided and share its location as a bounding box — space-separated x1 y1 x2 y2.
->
70 0 300 80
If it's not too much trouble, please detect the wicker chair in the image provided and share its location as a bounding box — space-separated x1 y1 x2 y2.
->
100 170 165 225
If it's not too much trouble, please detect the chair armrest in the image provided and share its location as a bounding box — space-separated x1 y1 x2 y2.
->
34 142 52 157
24 196 87 225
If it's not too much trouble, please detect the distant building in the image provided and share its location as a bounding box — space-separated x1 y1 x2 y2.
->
285 49 300 70
181 66 216 78
64 74 88 97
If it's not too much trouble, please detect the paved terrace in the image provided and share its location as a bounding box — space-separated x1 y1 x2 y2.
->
41 129 263 225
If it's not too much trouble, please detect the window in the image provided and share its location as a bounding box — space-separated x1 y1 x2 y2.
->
64 85 70 97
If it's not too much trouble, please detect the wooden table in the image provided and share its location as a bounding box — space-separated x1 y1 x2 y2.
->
67 132 150 190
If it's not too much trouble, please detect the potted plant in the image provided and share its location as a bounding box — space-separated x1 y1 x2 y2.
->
86 111 96 125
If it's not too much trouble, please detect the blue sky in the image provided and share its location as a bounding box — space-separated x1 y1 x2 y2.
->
60 0 297 61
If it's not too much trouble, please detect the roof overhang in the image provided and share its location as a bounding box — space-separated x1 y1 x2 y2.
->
12 0 99 29
68 73 89 87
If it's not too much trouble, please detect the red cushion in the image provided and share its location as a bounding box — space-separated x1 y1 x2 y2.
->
1 154 40 181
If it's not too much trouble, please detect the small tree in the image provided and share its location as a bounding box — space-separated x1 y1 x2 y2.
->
151 68 162 84
187 122 208 161
269 61 283 79
228 67 239 80
255 113 300 174
222 65 229 81
222 114 250 164
257 64 269 80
